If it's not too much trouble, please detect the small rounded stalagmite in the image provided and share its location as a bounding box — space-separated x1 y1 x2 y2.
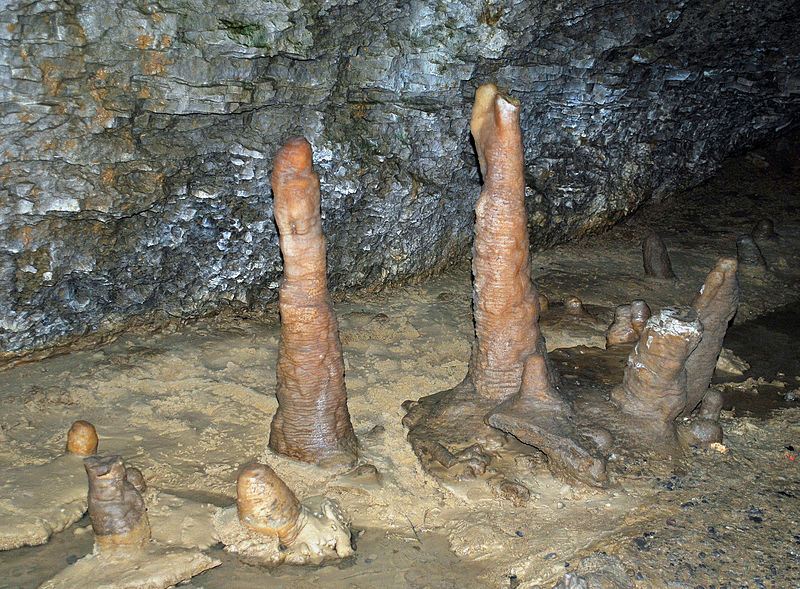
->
236 463 303 546
629 300 651 336
66 420 98 456
606 300 650 348
538 293 550 313
606 304 635 347
642 232 677 279
564 296 586 316
752 218 777 241
214 461 354 567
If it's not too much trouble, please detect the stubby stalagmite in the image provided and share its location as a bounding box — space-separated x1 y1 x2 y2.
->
268 137 358 469
212 462 354 567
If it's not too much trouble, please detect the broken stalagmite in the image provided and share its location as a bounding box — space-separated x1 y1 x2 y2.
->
606 300 651 347
84 455 151 551
642 232 677 279
268 137 358 468
611 308 703 445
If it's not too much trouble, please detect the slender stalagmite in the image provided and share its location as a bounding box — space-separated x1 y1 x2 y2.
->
736 235 767 270
468 84 559 404
268 137 358 468
681 257 739 416
84 455 150 550
470 84 606 485
403 85 606 486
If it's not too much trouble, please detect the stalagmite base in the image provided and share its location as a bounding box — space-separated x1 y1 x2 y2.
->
268 136 358 469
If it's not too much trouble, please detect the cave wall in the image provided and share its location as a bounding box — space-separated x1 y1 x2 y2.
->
1 0 798 356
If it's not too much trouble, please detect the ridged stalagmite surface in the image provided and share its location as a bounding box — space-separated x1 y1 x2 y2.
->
84 455 150 550
468 84 558 405
236 463 303 545
682 258 740 416
268 137 358 468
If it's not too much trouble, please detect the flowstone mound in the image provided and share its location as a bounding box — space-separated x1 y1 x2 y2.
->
403 85 738 491
41 454 220 589
213 462 354 567
268 137 358 469
0 421 98 550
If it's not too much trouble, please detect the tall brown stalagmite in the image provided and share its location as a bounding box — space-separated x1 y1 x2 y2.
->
468 83 559 405
681 257 739 416
268 137 358 468
472 85 606 485
403 85 607 486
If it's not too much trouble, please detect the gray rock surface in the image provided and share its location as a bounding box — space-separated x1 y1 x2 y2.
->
1 0 798 356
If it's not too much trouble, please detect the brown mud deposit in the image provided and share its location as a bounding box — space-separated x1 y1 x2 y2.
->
1 136 800 586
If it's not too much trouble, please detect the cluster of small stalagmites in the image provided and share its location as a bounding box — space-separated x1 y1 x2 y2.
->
606 300 651 347
213 463 354 567
612 258 739 447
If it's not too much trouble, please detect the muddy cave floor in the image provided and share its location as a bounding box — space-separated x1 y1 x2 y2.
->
2 145 800 588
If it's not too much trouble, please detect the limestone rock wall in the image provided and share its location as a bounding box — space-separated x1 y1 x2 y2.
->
1 0 798 356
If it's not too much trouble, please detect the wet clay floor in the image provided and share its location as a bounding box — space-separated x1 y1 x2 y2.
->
2 139 800 587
